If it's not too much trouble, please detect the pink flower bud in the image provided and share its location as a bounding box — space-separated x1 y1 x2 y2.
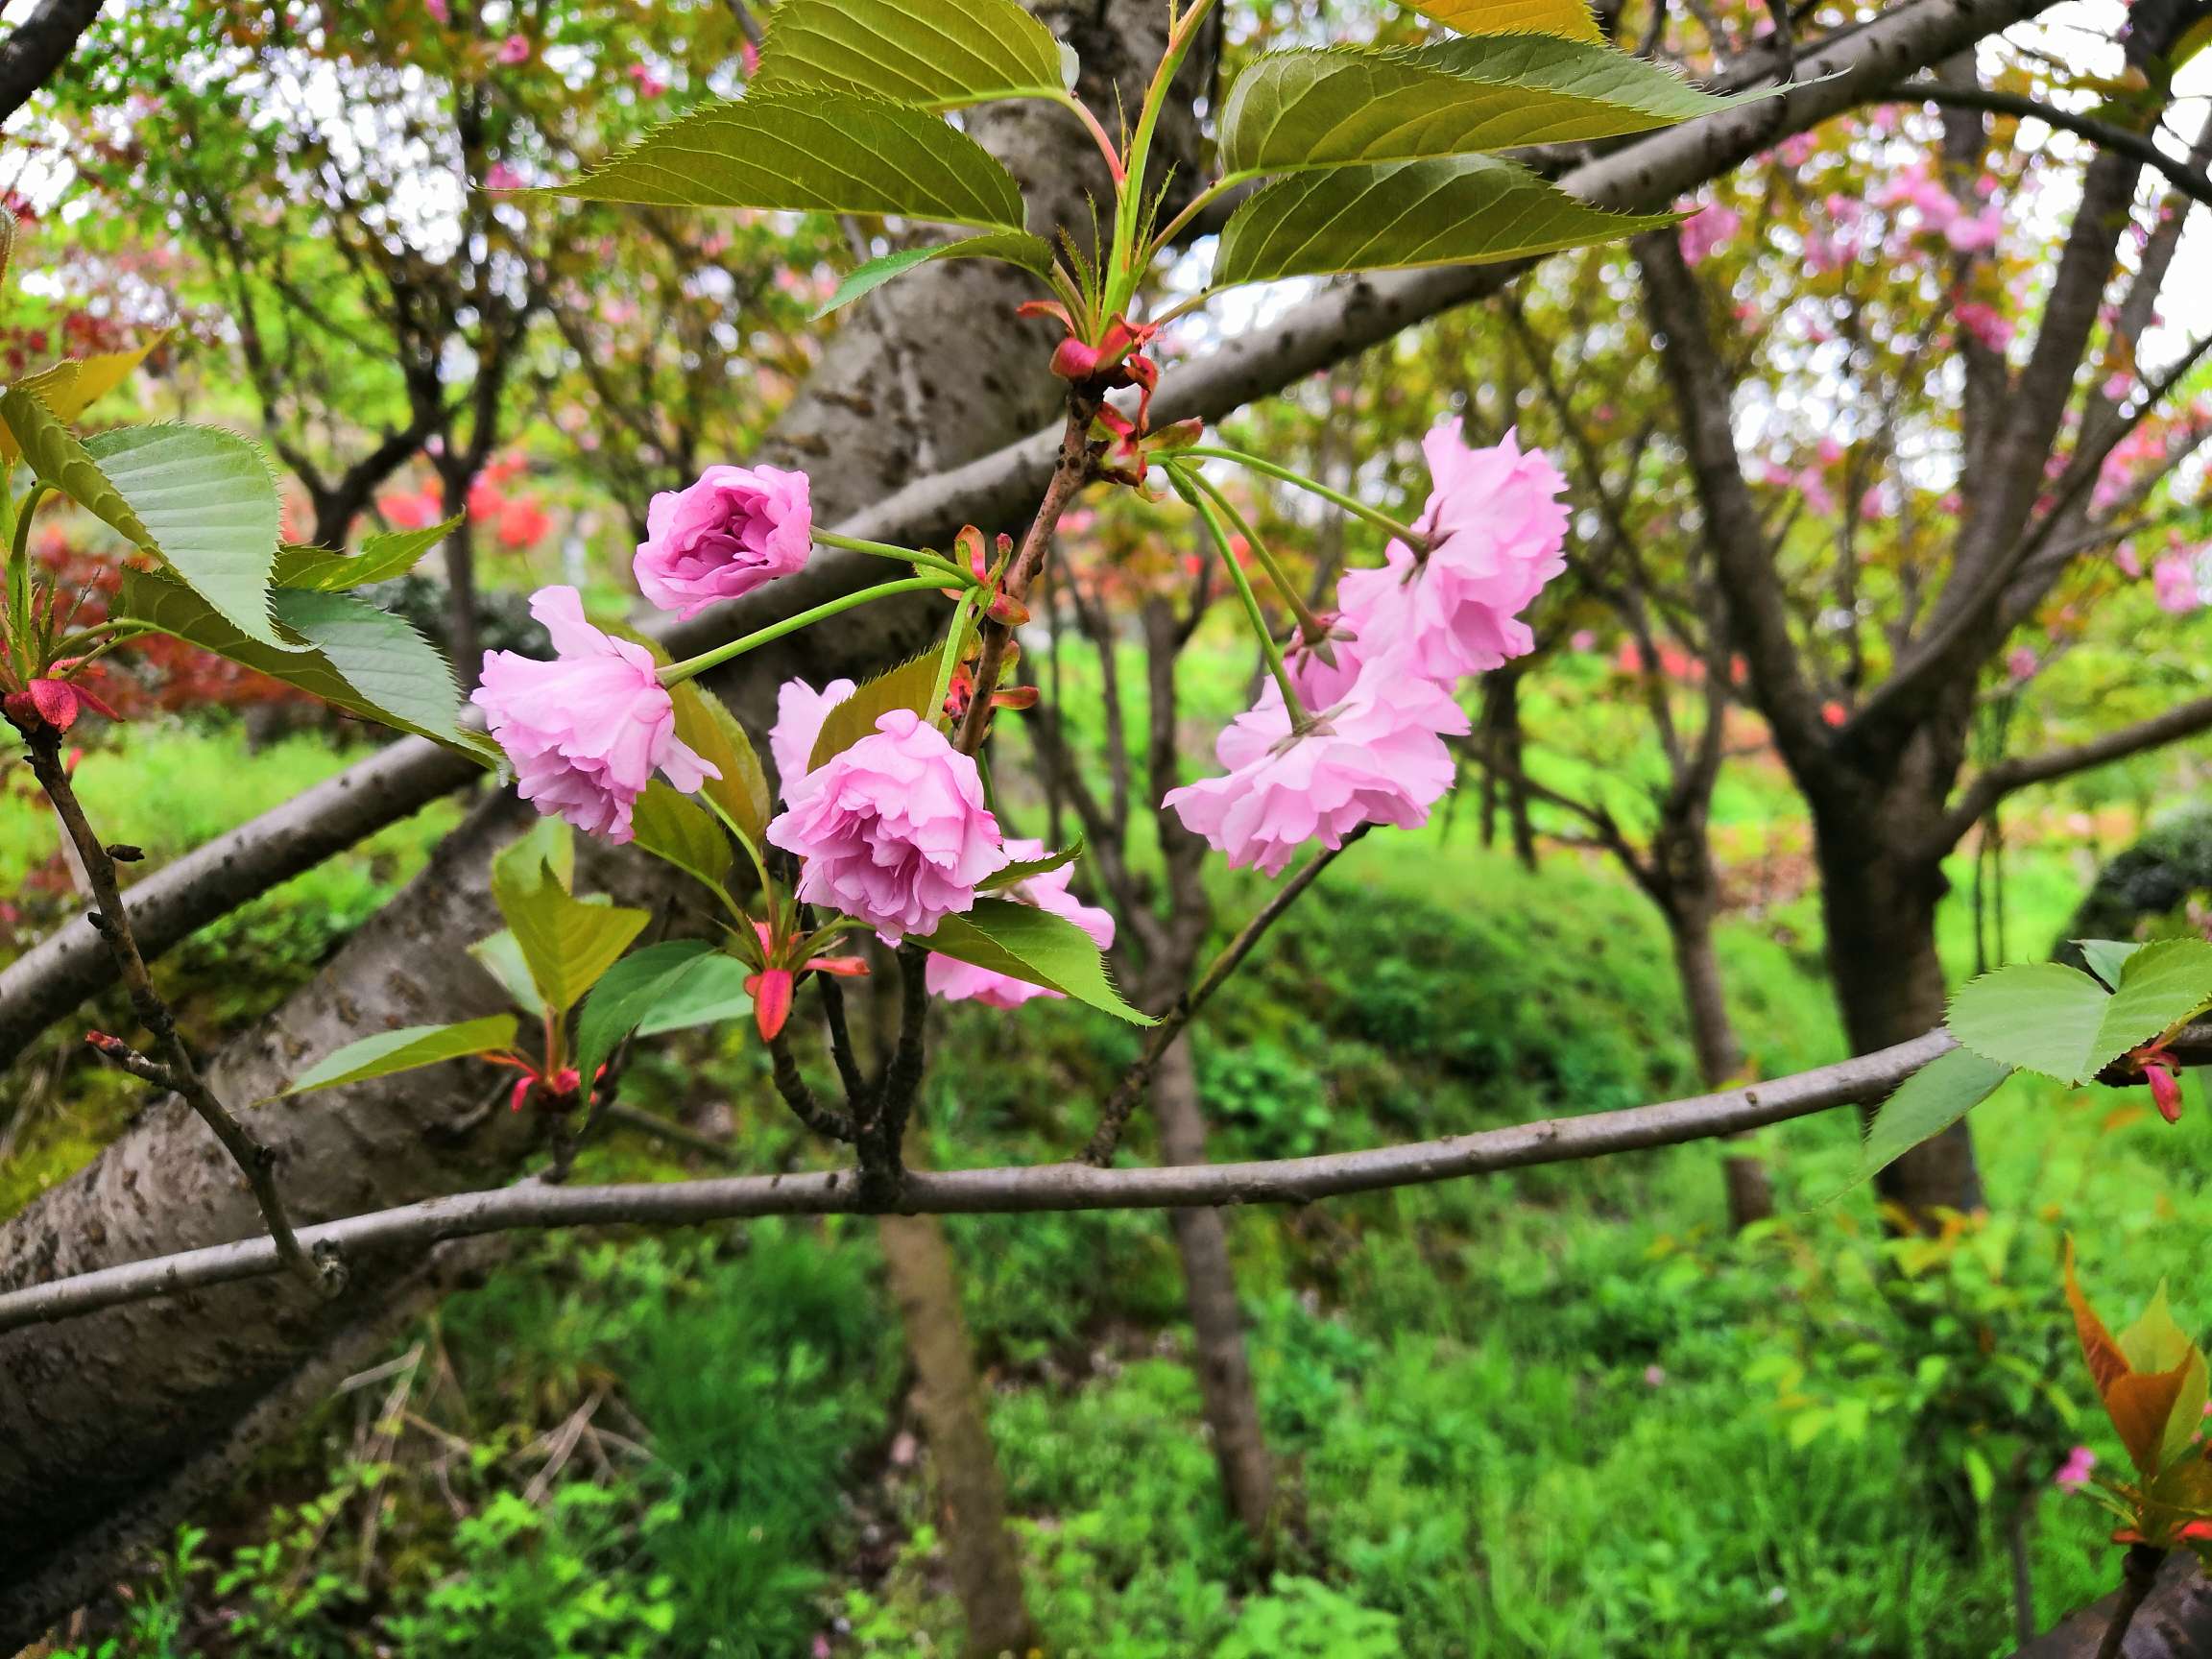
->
746 969 794 1041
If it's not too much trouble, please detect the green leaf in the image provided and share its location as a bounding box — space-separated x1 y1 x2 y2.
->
2118 1285 2211 1472
1213 155 1674 287
1948 962 2114 1084
490 854 652 1015
631 781 732 893
2089 938 2212 1074
670 682 773 850
0 394 284 646
756 0 1070 110
0 336 163 463
980 838 1082 891
469 929 541 1013
815 230 1056 318
2077 938 2144 991
575 940 752 1084
279 1015 518 1098
807 650 942 773
115 568 498 763
1406 0 1604 42
1218 40 1743 181
543 91 1027 233
926 899 1152 1023
274 517 460 590
502 817 576 892
1847 1046 2014 1193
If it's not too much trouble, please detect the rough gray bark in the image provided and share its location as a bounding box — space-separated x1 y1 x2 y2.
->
0 0 103 125
0 1 1190 1635
2014 1554 2212 1659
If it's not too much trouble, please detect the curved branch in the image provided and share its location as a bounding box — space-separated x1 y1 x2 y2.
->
0 0 2062 1066
1881 82 2212 212
0 0 104 125
0 1029 1960 1334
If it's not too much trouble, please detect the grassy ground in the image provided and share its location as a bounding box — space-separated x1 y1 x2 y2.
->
11 719 2206 1658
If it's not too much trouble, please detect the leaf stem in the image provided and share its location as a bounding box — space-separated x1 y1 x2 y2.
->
1054 91 1125 184
1167 464 1306 724
1178 445 1427 550
657 577 949 686
1179 464 1330 641
928 588 979 731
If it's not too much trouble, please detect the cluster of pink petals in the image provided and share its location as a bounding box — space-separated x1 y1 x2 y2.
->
766 709 1009 943
1956 301 2013 354
927 839 1116 1007
2053 1446 2097 1492
2155 553 2200 615
494 33 531 64
769 674 855 794
635 464 813 621
472 587 718 844
1164 678 1469 877
1678 202 1741 267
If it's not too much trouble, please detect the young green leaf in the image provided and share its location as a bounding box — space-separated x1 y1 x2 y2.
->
1214 155 1673 287
490 855 652 1015
501 817 576 892
2077 938 2145 991
815 230 1056 319
1218 40 1743 181
2089 938 2212 1074
575 939 752 1084
980 838 1082 891
115 569 499 764
1405 0 1604 43
926 899 1153 1023
469 928 541 1014
630 781 733 894
273 517 461 591
1842 1046 2014 1194
755 0 1070 110
278 1015 518 1098
1947 961 2114 1084
807 650 943 773
669 682 773 849
544 91 1027 233
0 336 164 463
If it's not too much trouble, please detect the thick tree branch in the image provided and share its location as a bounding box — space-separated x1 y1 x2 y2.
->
0 1029 1964 1334
0 0 103 125
1882 82 2212 211
1930 692 2212 854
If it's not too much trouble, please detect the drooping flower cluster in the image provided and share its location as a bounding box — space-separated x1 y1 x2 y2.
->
1166 421 1568 873
472 587 718 844
767 709 1009 944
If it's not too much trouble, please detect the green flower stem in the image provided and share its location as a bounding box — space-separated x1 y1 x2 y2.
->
928 589 981 730
1146 180 1234 264
1178 445 1427 550
814 529 974 587
1168 465 1307 725
657 577 948 686
1105 0 1220 319
7 484 49 680
1180 466 1330 642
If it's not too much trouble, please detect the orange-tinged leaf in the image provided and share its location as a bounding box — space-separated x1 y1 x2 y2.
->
0 336 165 463
2066 1238 2133 1402
2106 1358 2203 1477
1406 0 1603 42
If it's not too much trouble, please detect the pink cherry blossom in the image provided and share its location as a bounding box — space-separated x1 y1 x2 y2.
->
628 62 669 98
1945 204 2003 255
1957 301 2013 354
425 0 448 19
483 161 524 192
767 709 1009 942
1678 202 1741 266
471 587 718 844
769 674 855 793
2155 552 2200 614
2006 646 2036 683
2054 1446 2097 1492
635 464 813 620
1319 423 1568 692
926 839 1116 1007
494 33 531 64
1165 676 1469 877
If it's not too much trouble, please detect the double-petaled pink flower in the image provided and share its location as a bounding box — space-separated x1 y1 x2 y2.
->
635 464 813 621
1164 677 1468 876
471 587 717 844
766 709 1009 942
769 674 855 795
926 839 1115 1007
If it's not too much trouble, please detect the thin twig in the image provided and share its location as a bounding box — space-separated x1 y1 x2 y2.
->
1084 827 1369 1165
21 729 336 1293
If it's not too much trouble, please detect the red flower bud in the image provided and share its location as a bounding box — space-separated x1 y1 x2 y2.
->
746 968 794 1042
2147 1057 2185 1124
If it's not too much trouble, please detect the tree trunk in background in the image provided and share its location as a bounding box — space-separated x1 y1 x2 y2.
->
1480 668 1538 873
438 470 480 693
0 3 1209 1635
1152 1036 1277 1545
878 1214 1037 1659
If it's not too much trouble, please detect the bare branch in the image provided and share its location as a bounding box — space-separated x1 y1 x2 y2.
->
1881 82 2212 212
0 0 104 126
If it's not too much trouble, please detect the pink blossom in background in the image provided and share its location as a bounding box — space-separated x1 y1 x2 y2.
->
635 464 813 620
425 0 448 19
1677 203 1741 266
2006 646 2036 683
2054 1446 2096 1492
768 675 855 793
2117 542 2144 578
1945 204 2003 255
2104 373 2135 402
1164 677 1469 876
2155 553 2200 614
767 709 1009 943
494 33 531 64
628 63 669 97
1956 301 2013 353
741 37 760 76
472 587 718 844
927 838 1116 1007
1571 628 1597 652
483 161 525 192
